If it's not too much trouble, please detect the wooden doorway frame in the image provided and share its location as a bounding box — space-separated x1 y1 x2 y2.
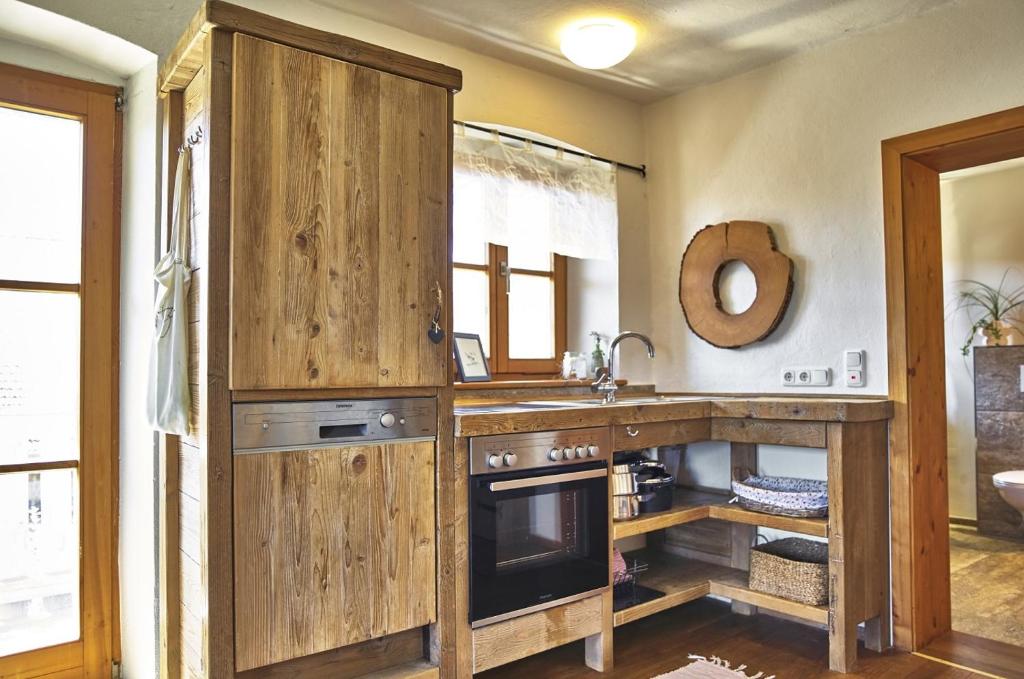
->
883 105 1024 651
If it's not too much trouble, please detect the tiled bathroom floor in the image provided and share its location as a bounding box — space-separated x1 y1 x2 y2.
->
949 525 1024 647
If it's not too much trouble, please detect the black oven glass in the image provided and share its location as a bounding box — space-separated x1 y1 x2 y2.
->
470 461 608 624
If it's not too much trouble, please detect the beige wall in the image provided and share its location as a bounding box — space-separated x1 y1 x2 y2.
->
941 162 1024 520
643 0 1024 396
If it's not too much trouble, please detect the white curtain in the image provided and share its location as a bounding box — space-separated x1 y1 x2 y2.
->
453 126 618 261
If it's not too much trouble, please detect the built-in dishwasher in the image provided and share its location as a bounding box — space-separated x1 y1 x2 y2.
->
230 398 438 672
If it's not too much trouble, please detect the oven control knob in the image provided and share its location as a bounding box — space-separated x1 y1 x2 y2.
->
562 447 573 460
380 412 397 428
574 446 585 459
487 454 502 468
548 448 561 461
503 452 518 467
587 445 599 457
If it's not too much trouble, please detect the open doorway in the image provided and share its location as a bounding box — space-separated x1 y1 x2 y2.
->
940 159 1024 649
882 106 1024 676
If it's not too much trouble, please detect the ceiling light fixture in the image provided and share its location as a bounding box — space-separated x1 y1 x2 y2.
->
560 18 636 70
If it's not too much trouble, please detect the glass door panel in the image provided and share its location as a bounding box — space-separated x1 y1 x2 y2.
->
0 107 83 284
0 99 85 666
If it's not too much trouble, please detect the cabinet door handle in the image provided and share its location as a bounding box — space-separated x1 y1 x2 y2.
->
626 425 639 438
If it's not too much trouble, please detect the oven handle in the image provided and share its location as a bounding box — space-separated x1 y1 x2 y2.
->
488 467 607 492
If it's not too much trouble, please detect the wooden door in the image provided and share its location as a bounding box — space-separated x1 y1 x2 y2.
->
232 441 437 671
0 63 118 679
230 34 449 390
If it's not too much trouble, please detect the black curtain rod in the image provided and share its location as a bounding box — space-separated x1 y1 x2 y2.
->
455 121 647 178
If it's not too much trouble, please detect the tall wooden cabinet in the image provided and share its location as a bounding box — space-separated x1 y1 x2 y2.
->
156 3 460 678
230 34 450 390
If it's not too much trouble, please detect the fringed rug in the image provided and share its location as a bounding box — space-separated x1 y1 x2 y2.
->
651 655 775 679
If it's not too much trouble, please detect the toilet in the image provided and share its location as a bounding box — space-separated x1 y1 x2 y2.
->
993 471 1024 526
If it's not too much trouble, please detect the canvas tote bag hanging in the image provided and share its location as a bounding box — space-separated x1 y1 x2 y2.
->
147 148 193 435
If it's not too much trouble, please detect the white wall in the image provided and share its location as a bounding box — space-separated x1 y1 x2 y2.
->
118 60 160 678
643 0 1024 397
940 162 1024 520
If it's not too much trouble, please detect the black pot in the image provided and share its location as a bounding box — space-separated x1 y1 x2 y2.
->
634 464 675 514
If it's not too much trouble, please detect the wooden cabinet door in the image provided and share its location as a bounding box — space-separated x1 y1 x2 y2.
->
230 34 449 389
233 441 437 671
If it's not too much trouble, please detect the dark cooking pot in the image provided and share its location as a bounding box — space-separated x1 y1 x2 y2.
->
632 462 675 514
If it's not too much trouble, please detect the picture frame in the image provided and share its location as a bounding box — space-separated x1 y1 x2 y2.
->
453 332 491 382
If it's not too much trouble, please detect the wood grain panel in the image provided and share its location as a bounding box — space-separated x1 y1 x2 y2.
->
711 417 826 448
612 418 710 450
472 595 604 673
233 441 436 671
230 34 449 390
233 628 424 679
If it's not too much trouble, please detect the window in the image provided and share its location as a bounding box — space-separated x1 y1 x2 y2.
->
0 63 119 678
453 241 567 376
452 122 620 379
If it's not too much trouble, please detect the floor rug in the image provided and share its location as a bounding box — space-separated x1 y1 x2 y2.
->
651 655 774 679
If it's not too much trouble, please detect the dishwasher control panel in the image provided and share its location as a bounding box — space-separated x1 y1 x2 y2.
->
233 398 437 453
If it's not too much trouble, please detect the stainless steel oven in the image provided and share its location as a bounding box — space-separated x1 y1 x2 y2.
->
469 427 610 627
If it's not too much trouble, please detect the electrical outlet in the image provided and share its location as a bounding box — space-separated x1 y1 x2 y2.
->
783 367 830 387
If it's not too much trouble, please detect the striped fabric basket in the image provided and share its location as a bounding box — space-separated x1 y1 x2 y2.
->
731 474 828 518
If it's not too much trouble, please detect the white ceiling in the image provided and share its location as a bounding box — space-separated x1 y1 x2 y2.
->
315 0 959 102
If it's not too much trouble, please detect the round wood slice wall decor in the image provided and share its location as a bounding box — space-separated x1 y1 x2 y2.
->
678 221 794 348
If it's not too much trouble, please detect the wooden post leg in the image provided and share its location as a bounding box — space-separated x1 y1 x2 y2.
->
730 442 758 616
584 590 614 671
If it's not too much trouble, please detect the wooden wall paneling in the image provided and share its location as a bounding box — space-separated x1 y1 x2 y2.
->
200 27 236 679
159 88 184 679
729 442 758 616
233 442 436 671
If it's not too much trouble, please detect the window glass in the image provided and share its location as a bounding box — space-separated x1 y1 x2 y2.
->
0 291 80 465
508 274 555 359
0 468 80 656
0 107 82 284
453 268 490 354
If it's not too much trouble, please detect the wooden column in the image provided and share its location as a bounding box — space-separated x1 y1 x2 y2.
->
730 442 758 616
827 420 891 672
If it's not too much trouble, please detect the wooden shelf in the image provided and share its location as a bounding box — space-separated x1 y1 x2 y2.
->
614 549 733 626
614 549 828 628
612 487 828 540
708 503 828 538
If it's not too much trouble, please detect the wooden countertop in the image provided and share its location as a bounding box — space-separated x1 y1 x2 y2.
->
454 395 893 438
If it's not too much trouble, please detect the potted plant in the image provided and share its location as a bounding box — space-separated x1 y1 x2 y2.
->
952 271 1024 355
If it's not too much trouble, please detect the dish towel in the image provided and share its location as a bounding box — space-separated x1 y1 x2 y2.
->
147 147 193 435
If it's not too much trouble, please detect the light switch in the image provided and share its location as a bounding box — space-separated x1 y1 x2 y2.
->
847 369 864 387
845 350 864 369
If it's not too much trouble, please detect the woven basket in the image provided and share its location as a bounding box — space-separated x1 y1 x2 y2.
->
749 537 829 606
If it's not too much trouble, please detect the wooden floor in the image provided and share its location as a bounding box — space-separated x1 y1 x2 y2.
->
920 631 1024 679
478 599 987 678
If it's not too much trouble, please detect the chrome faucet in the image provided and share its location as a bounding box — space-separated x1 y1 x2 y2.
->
592 331 656 404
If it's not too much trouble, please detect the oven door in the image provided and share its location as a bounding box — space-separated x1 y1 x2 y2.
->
470 461 609 626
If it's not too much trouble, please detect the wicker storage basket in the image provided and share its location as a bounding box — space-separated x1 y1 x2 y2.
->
732 474 828 518
748 537 829 606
